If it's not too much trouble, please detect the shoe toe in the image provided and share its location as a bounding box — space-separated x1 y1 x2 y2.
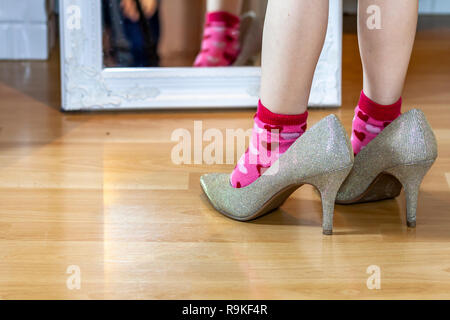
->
200 173 227 193
200 173 255 219
200 173 230 208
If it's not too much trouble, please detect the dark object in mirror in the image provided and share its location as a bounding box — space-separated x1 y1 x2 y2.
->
102 0 160 67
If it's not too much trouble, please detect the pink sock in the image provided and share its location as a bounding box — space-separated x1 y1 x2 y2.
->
352 91 402 155
230 100 308 188
194 11 241 67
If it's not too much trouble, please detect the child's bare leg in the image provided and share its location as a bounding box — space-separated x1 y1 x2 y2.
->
260 0 329 115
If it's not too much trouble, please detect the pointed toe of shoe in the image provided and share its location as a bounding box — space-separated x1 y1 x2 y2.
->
199 173 212 191
200 173 262 220
200 173 228 194
200 173 232 213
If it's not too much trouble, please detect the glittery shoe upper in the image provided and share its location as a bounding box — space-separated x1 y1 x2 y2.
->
200 115 354 219
337 109 438 202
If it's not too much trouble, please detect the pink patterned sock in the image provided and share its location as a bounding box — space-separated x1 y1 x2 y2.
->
352 91 402 155
194 11 241 67
230 100 308 188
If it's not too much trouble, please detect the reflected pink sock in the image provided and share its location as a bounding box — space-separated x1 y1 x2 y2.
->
352 91 402 155
230 100 308 188
194 11 241 67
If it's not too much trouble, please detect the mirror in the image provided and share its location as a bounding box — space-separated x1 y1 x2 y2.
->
101 0 265 68
60 0 342 110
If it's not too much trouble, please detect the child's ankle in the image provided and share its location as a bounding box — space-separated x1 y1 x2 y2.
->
352 91 402 155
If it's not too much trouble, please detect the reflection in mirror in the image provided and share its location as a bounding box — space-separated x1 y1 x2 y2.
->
102 0 265 68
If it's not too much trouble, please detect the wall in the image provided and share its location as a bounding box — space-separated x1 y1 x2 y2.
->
344 0 450 14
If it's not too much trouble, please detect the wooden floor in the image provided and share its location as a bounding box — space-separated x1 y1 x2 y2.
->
0 16 449 300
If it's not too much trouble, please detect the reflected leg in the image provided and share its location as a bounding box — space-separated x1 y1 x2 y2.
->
207 0 243 16
194 0 244 67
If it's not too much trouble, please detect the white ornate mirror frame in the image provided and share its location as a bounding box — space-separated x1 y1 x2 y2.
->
59 0 342 111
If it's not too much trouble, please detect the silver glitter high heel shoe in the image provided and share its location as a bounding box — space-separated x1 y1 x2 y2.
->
336 109 438 228
200 115 354 235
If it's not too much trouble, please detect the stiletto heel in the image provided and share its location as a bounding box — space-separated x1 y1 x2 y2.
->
201 115 354 233
306 167 353 235
385 161 435 228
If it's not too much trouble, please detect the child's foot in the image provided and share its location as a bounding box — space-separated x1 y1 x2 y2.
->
194 11 241 67
352 91 402 155
230 100 308 188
